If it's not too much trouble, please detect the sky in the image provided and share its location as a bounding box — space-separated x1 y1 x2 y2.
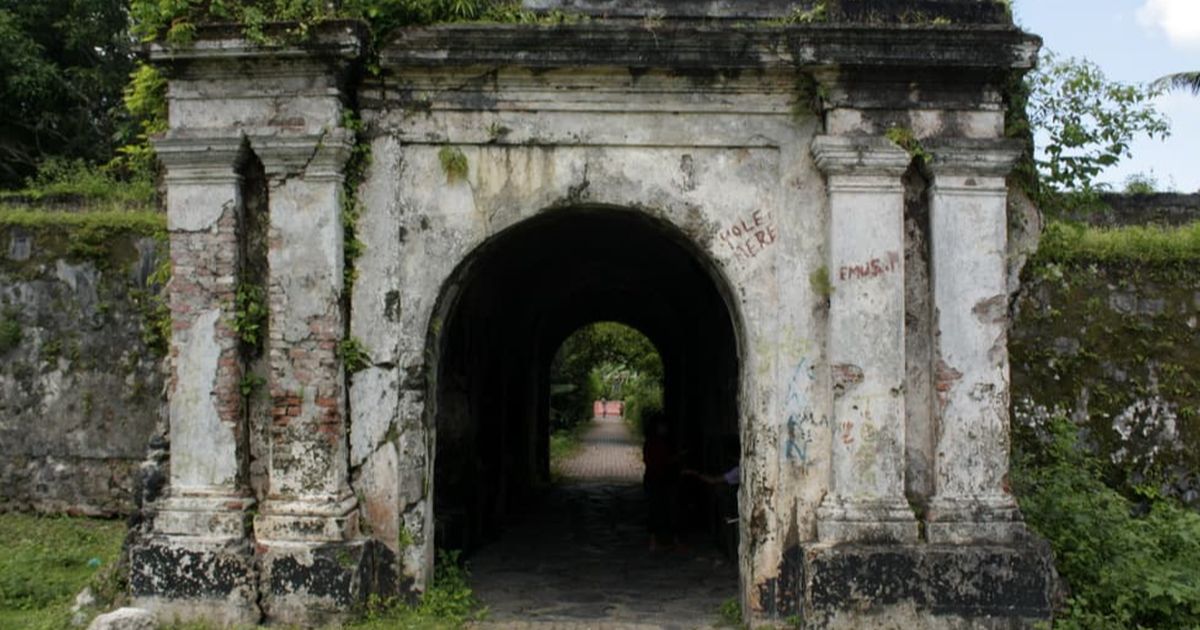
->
1012 0 1200 192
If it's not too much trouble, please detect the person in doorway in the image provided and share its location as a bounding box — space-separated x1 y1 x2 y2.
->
685 464 740 487
642 409 682 551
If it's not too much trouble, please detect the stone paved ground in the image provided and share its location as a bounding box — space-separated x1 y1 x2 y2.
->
554 416 645 483
469 417 736 630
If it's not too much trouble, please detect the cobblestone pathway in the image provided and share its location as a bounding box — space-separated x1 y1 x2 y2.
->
469 417 736 630
554 416 645 482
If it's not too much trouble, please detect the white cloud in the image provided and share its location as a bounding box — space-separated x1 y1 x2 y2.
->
1138 0 1200 51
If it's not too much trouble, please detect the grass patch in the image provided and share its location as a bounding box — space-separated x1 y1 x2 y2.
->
1036 220 1200 265
0 513 127 630
0 513 483 629
716 596 742 627
549 421 589 478
0 208 165 235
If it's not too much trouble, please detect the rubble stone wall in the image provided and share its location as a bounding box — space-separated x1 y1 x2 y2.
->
0 213 165 516
1011 193 1200 506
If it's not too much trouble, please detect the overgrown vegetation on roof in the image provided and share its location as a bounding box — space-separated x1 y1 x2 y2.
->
1035 220 1200 264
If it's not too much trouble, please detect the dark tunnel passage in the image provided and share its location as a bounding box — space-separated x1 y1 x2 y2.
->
430 206 742 564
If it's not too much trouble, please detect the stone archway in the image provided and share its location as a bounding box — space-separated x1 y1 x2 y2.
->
423 207 743 621
424 207 743 616
131 4 1059 626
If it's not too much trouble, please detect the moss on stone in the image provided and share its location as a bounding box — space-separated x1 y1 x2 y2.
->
0 314 20 353
1012 239 1200 502
1 208 164 263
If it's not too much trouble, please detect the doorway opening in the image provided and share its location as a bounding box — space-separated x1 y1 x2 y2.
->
429 206 742 623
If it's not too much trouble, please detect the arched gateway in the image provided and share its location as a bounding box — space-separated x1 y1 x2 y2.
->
130 1 1057 626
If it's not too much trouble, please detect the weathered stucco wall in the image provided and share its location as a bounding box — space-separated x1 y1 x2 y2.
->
350 67 828 598
0 213 166 516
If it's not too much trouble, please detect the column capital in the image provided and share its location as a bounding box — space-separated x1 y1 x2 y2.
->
249 128 355 181
811 135 912 178
925 138 1024 178
153 133 247 184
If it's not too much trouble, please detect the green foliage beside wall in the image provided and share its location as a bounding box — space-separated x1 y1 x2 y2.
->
1012 416 1200 629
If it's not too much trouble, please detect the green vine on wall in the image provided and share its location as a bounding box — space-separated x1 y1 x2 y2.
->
233 281 267 352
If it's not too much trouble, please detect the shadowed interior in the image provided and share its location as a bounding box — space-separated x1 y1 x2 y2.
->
431 206 742 554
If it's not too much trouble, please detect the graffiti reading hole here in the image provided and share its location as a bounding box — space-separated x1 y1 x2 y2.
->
720 210 778 260
838 251 900 282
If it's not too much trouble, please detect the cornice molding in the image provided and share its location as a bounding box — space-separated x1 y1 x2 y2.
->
812 135 912 178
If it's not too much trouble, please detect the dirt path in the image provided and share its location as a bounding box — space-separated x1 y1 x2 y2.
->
469 417 736 629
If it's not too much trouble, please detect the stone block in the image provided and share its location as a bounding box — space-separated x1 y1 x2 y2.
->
87 607 157 630
761 540 1058 627
129 536 259 626
259 539 398 626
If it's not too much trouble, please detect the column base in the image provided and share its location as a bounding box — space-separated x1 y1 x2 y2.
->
129 535 260 626
926 495 1025 544
154 490 254 538
258 539 399 626
754 540 1058 628
255 493 359 542
817 496 919 543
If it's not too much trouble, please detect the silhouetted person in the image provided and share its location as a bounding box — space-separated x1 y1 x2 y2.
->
642 409 681 551
685 464 740 487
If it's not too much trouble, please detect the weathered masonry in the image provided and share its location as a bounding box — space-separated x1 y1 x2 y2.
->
130 1 1058 626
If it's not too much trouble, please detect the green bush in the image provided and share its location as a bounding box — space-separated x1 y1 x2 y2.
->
350 550 484 629
1012 415 1200 628
5 157 155 207
622 377 662 437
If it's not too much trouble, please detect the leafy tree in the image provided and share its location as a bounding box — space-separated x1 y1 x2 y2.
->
0 0 136 188
1154 71 1200 96
1025 51 1170 203
1122 172 1159 195
550 322 663 431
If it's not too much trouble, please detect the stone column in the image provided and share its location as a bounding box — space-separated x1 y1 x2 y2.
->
153 134 254 537
131 134 260 626
925 139 1025 544
252 129 359 543
812 135 918 544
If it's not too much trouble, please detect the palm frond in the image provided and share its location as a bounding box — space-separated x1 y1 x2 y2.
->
1153 71 1200 95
